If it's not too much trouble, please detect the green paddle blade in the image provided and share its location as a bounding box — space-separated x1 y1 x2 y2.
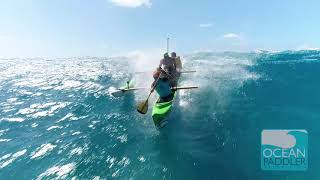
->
137 100 148 114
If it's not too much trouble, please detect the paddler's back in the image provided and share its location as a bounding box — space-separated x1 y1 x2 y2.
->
155 79 172 98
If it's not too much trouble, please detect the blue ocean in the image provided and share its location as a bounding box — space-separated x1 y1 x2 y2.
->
0 50 319 179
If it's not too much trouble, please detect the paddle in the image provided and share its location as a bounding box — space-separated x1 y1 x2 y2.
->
137 72 162 114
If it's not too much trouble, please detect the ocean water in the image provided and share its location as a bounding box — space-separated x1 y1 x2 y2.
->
0 51 319 179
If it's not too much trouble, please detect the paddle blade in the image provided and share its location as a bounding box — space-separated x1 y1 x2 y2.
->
137 100 148 114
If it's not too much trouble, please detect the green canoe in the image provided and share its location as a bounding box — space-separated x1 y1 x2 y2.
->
151 73 180 128
151 92 177 128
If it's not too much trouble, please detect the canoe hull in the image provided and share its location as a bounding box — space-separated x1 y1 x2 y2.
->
151 92 176 128
151 72 180 128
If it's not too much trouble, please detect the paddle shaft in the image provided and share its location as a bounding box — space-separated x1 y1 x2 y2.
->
140 72 162 109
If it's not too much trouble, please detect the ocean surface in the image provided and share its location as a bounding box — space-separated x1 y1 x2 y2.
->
0 50 319 179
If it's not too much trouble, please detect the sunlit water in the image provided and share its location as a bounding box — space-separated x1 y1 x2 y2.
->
0 51 319 179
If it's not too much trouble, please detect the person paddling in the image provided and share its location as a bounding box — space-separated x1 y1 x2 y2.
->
159 52 176 77
151 68 174 102
167 52 182 87
171 52 182 73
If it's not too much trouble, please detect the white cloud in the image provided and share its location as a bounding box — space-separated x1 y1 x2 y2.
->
110 0 152 8
223 33 241 40
199 23 212 28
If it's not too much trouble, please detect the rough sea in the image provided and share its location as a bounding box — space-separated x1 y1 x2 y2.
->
0 50 319 179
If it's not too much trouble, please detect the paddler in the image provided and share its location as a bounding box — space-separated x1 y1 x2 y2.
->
151 68 174 102
171 52 182 73
158 52 176 77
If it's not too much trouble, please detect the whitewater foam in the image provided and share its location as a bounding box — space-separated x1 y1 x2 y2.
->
0 149 27 169
36 163 76 179
30 143 57 159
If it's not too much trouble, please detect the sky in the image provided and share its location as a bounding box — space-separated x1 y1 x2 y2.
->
0 0 319 57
